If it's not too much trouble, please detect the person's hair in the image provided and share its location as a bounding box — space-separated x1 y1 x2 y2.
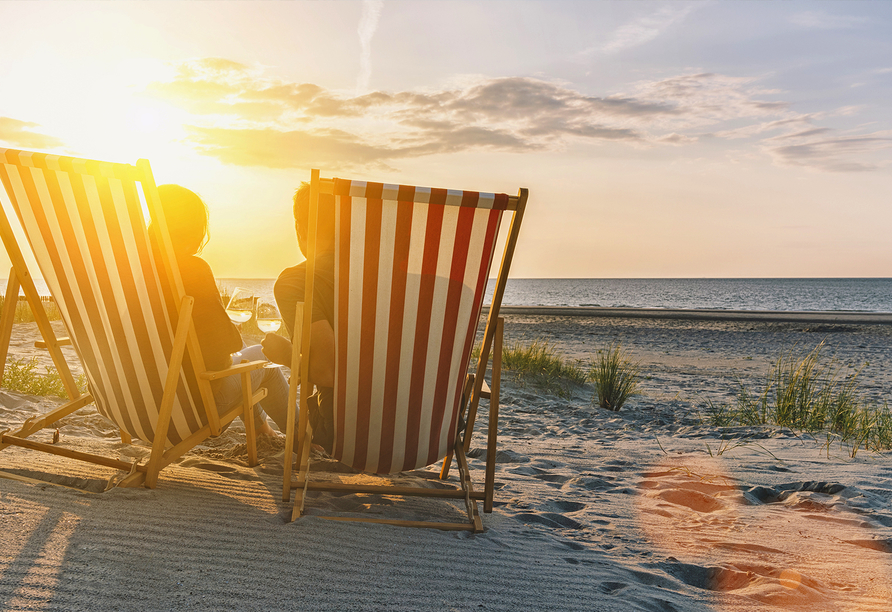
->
292 182 335 255
154 184 210 256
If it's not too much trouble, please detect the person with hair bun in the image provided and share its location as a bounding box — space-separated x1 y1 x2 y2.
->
152 184 292 443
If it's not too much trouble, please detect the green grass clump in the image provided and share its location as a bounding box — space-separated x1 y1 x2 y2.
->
732 343 861 431
589 343 640 411
2 357 88 398
0 295 62 323
704 342 892 455
479 339 586 397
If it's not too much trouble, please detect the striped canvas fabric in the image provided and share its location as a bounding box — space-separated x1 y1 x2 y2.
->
0 148 207 446
329 179 509 473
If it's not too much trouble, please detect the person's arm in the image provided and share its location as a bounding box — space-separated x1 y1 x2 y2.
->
274 264 305 340
263 264 306 366
266 261 335 387
261 320 334 385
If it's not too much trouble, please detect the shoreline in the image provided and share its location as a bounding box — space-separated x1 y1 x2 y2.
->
488 305 892 324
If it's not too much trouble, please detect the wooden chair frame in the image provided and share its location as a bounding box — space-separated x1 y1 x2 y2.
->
283 170 527 531
0 151 269 489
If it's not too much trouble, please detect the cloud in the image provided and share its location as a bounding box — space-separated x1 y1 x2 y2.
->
145 58 890 172
187 126 399 171
0 117 64 150
357 0 384 94
714 115 818 140
658 133 698 145
147 61 680 168
765 131 892 172
586 4 697 55
186 123 535 172
632 73 789 125
790 11 868 30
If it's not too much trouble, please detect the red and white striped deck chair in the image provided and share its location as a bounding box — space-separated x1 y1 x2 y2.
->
0 148 269 488
286 170 527 531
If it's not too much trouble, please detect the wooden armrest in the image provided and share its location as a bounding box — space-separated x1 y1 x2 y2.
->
35 337 72 349
480 379 491 400
200 359 269 381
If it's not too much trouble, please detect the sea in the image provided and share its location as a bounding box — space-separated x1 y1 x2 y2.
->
9 278 891 313
217 278 892 313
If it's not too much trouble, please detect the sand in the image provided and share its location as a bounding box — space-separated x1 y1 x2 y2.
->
2 312 892 611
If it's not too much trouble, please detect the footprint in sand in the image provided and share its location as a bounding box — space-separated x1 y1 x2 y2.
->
637 457 892 610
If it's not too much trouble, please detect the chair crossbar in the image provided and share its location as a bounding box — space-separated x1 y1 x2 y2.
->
0 433 145 473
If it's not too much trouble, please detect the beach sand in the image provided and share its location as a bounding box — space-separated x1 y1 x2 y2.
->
2 313 892 611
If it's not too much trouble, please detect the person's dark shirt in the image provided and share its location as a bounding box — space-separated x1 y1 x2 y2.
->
179 254 242 371
274 252 335 339
149 231 242 372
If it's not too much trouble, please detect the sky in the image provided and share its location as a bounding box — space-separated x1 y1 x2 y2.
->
0 0 890 279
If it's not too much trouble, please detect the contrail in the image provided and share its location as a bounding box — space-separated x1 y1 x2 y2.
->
356 0 383 95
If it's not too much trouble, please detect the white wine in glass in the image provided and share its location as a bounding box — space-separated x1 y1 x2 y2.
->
255 299 282 333
225 287 254 324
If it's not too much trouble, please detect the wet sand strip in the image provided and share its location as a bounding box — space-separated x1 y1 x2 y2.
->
490 306 892 325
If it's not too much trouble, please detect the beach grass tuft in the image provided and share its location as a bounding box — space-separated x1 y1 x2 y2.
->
481 339 587 397
705 342 892 454
589 342 640 411
2 357 88 398
0 295 63 323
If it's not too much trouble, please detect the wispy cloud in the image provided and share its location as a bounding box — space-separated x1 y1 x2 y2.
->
765 131 892 172
144 58 891 173
356 0 384 95
631 73 788 127
0 117 64 150
582 4 697 56
714 115 817 140
790 10 868 30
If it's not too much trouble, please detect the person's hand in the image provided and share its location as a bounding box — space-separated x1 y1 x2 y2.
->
261 333 294 366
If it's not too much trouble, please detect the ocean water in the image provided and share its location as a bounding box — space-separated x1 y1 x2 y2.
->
10 278 891 313
218 278 892 313
486 278 892 312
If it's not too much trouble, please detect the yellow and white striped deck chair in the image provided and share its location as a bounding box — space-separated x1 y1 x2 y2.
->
0 148 269 488
286 170 528 531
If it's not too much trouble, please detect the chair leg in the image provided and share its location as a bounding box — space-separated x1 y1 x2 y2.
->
0 270 20 385
484 317 503 513
440 374 475 480
241 371 258 467
453 437 483 533
291 421 314 522
283 304 304 503
438 450 454 480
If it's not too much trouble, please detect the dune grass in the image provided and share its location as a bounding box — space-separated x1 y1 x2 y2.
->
704 342 892 455
472 339 646 403
0 295 63 323
589 342 640 411
2 357 88 398
475 339 586 397
0 295 84 398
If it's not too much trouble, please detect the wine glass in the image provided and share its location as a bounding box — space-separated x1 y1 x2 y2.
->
225 287 254 324
255 299 282 334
